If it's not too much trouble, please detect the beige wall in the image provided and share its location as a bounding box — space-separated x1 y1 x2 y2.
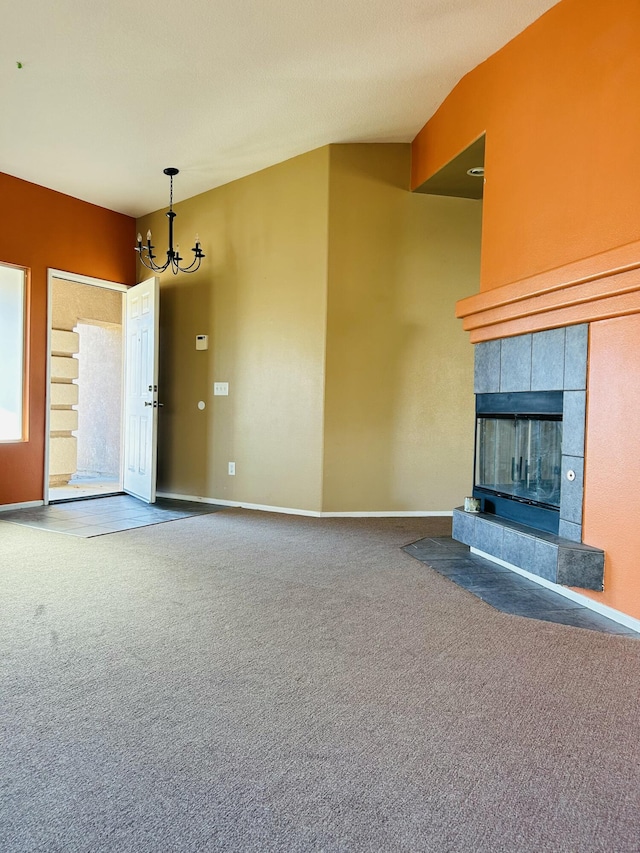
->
51 278 122 330
322 145 481 511
137 147 330 512
75 322 122 477
136 144 481 513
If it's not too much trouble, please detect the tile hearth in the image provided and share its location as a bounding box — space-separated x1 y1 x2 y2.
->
404 536 636 637
453 508 605 591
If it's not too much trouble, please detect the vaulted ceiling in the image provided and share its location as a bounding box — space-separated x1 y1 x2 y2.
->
3 0 559 217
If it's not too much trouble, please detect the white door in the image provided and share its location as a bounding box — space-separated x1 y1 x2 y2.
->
123 277 160 503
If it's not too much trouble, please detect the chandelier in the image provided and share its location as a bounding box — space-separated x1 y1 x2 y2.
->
135 168 205 275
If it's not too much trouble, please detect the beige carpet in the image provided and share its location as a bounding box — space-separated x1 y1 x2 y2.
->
1 510 639 852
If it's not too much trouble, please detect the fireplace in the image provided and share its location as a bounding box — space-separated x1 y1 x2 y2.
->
474 391 563 534
452 325 605 591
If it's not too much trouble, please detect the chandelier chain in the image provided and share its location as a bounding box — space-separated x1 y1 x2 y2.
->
135 168 204 276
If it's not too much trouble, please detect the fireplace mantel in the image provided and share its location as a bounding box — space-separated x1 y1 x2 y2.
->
455 239 640 343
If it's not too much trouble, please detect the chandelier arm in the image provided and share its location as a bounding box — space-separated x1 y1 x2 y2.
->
176 253 203 273
137 251 171 274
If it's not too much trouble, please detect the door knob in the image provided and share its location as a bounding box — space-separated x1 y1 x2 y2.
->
144 401 153 407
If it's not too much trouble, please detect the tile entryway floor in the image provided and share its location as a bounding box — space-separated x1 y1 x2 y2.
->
404 536 639 637
0 495 225 538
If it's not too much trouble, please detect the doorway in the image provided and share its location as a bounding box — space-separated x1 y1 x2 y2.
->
46 272 127 503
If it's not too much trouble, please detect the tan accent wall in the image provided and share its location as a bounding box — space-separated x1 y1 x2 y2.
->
136 144 480 513
136 147 330 512
322 145 481 511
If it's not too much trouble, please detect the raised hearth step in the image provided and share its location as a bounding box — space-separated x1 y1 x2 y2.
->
452 507 604 591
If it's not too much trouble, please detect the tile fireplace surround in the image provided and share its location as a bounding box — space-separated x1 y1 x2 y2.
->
453 325 605 591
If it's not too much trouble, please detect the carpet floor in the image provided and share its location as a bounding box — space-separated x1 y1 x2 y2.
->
1 510 639 852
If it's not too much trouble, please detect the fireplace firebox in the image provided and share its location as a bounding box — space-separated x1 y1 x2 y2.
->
473 391 563 534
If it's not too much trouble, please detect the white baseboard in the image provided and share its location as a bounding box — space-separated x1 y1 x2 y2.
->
319 510 452 517
156 492 227 505
156 492 319 516
471 547 640 634
156 491 452 519
0 500 44 512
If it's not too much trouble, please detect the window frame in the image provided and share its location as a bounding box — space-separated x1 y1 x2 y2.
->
0 261 29 443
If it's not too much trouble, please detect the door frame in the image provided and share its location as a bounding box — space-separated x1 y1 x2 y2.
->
44 269 128 505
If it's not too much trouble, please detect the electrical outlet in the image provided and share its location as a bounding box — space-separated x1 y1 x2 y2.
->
228 462 236 476
214 382 229 396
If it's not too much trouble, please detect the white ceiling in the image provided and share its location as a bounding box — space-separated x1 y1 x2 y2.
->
2 0 559 218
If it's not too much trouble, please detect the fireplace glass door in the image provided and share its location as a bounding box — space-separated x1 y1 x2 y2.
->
475 415 562 509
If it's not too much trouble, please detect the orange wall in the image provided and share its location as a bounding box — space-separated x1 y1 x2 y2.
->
412 0 640 294
583 316 640 618
412 0 640 621
0 172 135 506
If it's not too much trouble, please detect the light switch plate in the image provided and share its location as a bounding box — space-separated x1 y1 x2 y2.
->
214 382 229 396
196 334 208 350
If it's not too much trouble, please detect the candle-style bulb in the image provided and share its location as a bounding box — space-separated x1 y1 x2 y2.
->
147 230 152 241
195 233 200 246
137 233 142 243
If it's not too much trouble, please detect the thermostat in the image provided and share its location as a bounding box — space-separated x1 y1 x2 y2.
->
196 334 208 351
